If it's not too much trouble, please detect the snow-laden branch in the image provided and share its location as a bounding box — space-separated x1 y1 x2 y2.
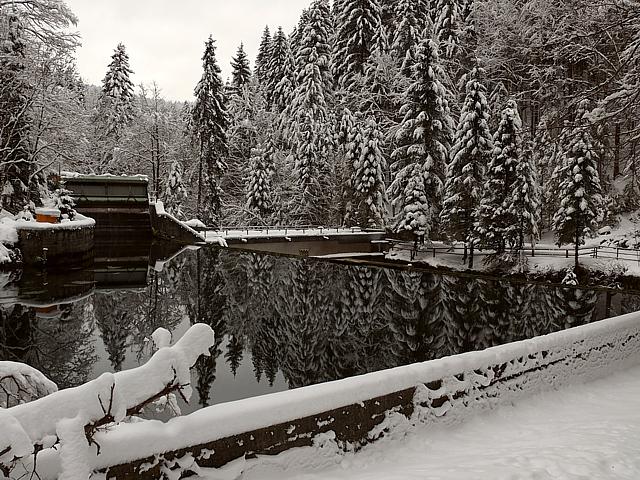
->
0 324 214 475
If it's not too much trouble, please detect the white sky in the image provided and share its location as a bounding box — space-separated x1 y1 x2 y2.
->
64 0 311 102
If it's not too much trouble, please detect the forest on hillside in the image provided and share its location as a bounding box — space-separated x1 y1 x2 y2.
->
1 0 639 261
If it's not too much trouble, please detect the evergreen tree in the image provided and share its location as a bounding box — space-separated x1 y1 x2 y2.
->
349 117 387 227
0 13 33 213
441 66 492 267
245 140 275 219
225 335 244 376
333 0 382 89
552 100 604 269
391 0 427 76
191 36 229 226
388 38 454 236
97 43 135 139
476 99 523 253
338 108 362 224
286 0 334 224
230 43 252 95
164 160 187 218
267 27 296 113
508 144 540 251
255 26 271 84
434 0 461 61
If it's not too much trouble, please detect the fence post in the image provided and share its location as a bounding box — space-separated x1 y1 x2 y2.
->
565 249 569 258
617 248 619 260
433 247 436 258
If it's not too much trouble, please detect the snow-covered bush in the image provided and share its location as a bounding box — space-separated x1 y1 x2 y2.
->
52 188 77 220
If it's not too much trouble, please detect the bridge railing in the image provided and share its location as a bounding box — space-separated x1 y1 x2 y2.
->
389 240 640 264
198 225 383 237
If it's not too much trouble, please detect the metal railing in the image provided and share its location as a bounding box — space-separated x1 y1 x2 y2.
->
194 225 377 236
388 241 640 264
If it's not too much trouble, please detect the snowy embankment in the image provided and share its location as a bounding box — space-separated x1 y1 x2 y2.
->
18 308 640 479
222 363 640 480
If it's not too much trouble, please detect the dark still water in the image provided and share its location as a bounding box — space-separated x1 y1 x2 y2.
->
1 247 639 414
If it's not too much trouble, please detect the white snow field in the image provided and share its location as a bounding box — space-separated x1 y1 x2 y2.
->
197 364 640 480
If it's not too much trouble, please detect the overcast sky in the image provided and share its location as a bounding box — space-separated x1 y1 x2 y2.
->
64 0 311 102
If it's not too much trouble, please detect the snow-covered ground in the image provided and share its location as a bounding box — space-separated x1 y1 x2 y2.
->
196 363 640 480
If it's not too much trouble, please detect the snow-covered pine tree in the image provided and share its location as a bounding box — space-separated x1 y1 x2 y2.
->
164 160 187 218
286 0 334 224
333 0 382 90
441 66 492 267
434 0 461 61
267 27 296 114
552 100 604 269
230 43 252 95
351 117 387 228
245 140 275 219
338 108 362 224
508 140 540 251
97 43 135 139
475 99 523 253
255 26 271 85
191 35 229 226
388 37 454 237
391 0 429 76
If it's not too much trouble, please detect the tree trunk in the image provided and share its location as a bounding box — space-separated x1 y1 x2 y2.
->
198 140 203 219
613 123 621 178
575 224 580 271
468 240 474 269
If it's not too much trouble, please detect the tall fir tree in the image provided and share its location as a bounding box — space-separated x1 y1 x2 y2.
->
441 66 492 267
191 35 229 226
333 0 382 90
350 116 387 227
97 43 135 139
388 38 454 237
338 108 362 223
245 139 275 219
434 0 461 61
391 0 428 76
267 27 296 113
508 144 540 251
164 160 187 218
255 26 271 84
230 43 252 95
475 99 523 253
552 100 604 269
286 0 334 224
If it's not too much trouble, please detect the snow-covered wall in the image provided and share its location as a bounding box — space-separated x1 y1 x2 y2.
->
75 309 640 478
149 201 205 244
16 214 95 265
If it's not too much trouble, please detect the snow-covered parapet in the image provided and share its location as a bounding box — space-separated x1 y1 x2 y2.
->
1 324 214 478
38 308 640 479
150 201 206 244
14 213 96 231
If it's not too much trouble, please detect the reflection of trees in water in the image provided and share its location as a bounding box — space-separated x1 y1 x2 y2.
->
191 248 227 407
0 301 96 388
213 253 606 390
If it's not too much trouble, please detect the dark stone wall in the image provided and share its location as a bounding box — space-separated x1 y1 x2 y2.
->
17 223 95 266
